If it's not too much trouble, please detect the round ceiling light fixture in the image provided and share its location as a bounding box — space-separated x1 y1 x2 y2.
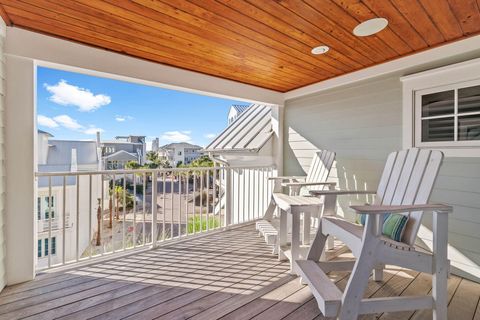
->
311 45 329 55
353 18 388 37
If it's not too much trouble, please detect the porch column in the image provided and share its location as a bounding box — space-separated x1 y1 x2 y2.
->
0 19 6 291
271 104 284 176
5 53 36 284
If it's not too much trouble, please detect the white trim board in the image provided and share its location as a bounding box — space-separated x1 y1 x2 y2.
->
4 27 283 106
285 35 480 101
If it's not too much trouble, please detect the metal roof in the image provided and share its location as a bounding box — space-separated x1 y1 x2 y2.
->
47 140 99 166
204 104 273 153
230 105 250 114
38 129 54 137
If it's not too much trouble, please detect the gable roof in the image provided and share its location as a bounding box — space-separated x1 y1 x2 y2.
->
161 142 202 150
104 150 138 161
204 104 272 153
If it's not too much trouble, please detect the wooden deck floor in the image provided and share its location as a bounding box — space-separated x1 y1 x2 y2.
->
1 224 479 320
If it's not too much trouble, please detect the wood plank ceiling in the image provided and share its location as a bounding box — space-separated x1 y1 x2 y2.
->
1 0 479 92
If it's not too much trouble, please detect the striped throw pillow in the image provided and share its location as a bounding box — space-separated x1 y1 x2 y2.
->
357 213 409 242
382 214 409 242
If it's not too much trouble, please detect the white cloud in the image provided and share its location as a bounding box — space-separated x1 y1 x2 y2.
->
204 133 216 139
37 115 59 128
51 114 104 135
115 115 133 122
161 131 192 143
53 115 83 130
44 80 111 112
84 126 105 135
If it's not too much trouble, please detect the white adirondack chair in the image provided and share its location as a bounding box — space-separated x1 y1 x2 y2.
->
255 150 336 247
295 148 452 320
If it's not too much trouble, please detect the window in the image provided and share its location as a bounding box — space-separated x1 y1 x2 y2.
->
178 151 182 155
51 237 56 255
414 80 480 148
37 197 41 220
38 237 56 257
37 195 55 220
37 239 42 258
44 196 55 219
402 58 480 157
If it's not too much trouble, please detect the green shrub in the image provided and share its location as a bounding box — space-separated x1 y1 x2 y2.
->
187 215 219 233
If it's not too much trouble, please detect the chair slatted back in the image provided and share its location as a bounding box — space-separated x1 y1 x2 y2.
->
374 148 443 245
305 150 336 191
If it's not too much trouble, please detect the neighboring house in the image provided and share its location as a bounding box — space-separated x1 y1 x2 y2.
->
227 104 249 125
204 104 276 223
100 134 146 169
158 142 202 167
151 137 160 153
103 150 138 170
36 130 105 269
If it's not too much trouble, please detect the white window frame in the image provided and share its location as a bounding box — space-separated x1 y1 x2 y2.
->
402 57 480 157
414 79 480 148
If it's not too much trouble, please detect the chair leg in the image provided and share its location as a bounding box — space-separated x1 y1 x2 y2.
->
373 264 384 282
326 235 335 250
339 250 376 320
263 197 277 221
432 212 448 320
306 220 328 261
272 244 278 255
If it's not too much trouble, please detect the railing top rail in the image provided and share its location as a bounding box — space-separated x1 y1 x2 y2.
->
35 165 276 177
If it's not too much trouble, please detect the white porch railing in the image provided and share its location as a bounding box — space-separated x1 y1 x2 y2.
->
35 165 275 271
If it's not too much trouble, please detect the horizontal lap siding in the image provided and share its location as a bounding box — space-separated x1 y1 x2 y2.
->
0 19 5 292
284 76 480 283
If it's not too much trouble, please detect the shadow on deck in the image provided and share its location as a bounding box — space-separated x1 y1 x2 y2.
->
1 225 479 320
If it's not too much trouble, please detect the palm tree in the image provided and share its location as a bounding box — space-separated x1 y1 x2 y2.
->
125 160 140 169
146 151 159 162
113 185 135 220
114 185 123 220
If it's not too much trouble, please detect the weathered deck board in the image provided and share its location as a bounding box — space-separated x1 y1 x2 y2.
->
0 224 478 320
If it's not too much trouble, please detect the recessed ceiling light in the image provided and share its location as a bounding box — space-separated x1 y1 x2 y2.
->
311 45 329 55
353 18 388 37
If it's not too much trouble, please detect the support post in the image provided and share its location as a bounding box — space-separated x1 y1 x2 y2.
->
225 167 232 227
432 211 449 320
151 171 158 248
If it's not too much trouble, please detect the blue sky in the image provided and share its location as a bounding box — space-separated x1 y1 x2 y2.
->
36 66 245 148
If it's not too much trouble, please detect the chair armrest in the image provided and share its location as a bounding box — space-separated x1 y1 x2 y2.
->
282 182 337 187
309 189 377 196
268 175 306 181
350 203 453 214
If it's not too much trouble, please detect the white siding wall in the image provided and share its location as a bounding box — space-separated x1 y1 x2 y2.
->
284 76 480 283
0 20 6 292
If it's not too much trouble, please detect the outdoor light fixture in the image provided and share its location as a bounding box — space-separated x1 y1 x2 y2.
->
353 18 388 36
311 45 329 55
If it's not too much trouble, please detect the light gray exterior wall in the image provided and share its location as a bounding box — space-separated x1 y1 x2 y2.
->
284 76 480 283
0 20 5 292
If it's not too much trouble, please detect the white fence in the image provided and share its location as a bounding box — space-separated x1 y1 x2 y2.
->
35 165 275 271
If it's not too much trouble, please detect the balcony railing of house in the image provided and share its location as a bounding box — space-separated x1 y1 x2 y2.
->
35 165 275 271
